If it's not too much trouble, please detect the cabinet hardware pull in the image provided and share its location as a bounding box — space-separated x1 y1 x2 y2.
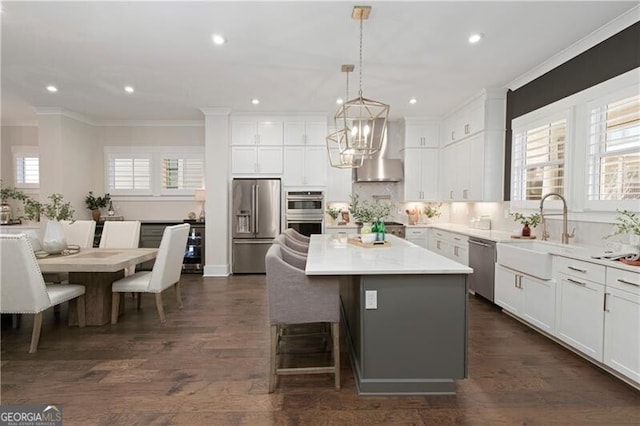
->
617 278 639 287
449 190 454 199
604 293 610 312
567 266 586 273
518 275 523 289
567 277 586 286
464 124 470 134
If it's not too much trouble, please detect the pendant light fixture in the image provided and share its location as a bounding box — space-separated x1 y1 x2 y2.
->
327 64 366 168
333 5 389 157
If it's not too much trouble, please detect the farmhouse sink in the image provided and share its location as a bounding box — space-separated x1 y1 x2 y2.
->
496 241 555 280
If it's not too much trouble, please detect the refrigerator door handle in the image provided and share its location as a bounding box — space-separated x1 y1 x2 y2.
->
251 184 257 234
253 185 260 234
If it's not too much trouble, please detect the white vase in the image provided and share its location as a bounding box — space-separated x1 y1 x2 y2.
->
360 222 372 234
41 220 68 254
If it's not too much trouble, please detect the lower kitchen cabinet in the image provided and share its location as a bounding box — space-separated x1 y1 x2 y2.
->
495 264 523 315
555 272 605 361
494 264 555 333
428 229 468 265
405 227 428 248
603 268 640 383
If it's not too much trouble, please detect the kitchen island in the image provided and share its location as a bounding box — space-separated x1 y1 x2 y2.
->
306 234 473 395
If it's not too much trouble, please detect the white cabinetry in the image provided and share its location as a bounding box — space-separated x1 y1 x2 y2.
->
403 119 440 201
494 264 556 333
405 227 428 249
231 117 284 175
440 89 505 201
604 268 640 383
404 149 439 201
555 257 605 361
231 119 283 146
405 119 440 148
284 119 326 146
231 146 283 175
428 229 468 265
284 146 326 186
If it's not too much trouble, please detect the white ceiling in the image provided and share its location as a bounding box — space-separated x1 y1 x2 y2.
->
1 1 638 124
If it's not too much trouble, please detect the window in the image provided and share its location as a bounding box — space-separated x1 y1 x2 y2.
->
105 146 204 197
160 155 204 194
12 146 39 189
511 115 567 202
587 92 640 204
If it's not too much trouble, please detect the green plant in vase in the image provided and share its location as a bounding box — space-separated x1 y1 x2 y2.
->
85 191 110 221
423 203 442 222
326 206 341 225
607 209 640 246
511 212 541 237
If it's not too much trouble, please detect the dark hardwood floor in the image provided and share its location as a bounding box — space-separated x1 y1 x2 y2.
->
1 274 639 425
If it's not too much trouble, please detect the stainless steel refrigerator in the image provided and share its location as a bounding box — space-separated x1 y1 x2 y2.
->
232 178 281 273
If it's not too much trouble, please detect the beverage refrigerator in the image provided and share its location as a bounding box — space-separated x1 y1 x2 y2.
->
231 178 281 273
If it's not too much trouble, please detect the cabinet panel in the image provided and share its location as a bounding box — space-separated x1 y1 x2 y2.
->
556 273 604 361
284 119 326 146
495 264 523 314
284 146 326 186
232 146 282 175
604 286 640 383
232 119 283 146
257 146 283 174
257 121 283 145
521 276 555 334
231 146 258 174
405 121 439 148
231 121 259 146
404 148 438 201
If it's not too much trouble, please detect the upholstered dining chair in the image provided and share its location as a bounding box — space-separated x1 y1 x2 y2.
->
61 220 96 248
110 223 190 324
43 220 97 285
283 228 310 244
0 234 86 353
265 244 340 392
276 233 309 255
273 234 307 258
99 220 141 276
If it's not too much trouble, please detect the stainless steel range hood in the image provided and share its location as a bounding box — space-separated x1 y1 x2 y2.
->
353 119 403 182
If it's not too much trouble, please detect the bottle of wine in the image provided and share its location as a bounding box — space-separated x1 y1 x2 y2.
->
377 220 386 241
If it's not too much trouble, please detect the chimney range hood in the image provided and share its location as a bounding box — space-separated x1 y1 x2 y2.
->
353 119 403 182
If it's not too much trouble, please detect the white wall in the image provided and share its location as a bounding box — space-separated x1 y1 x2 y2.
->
98 124 205 220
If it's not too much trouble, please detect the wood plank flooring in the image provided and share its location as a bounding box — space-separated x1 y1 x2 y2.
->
1 274 639 425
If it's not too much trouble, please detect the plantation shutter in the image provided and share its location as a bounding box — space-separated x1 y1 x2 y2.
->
161 156 204 194
107 155 152 195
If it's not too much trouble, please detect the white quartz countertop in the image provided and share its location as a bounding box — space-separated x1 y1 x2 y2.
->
421 223 515 242
305 234 473 276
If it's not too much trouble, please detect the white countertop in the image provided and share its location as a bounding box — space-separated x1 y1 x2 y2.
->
305 234 473 276
325 224 358 229
420 223 515 242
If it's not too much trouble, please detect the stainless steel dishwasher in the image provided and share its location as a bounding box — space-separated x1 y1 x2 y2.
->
467 237 496 302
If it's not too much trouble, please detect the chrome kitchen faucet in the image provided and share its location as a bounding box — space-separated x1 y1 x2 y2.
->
539 192 575 244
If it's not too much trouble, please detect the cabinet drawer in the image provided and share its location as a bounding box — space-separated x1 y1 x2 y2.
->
405 228 428 238
450 234 468 244
555 256 605 283
607 267 640 295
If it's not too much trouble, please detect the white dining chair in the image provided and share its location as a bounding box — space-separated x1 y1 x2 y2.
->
61 220 96 248
0 234 86 353
110 223 190 324
99 220 141 276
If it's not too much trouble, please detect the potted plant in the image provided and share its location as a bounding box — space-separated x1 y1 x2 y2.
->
0 180 30 224
326 206 341 225
608 209 640 246
26 193 75 253
85 191 110 222
423 202 442 222
349 194 395 234
512 212 541 237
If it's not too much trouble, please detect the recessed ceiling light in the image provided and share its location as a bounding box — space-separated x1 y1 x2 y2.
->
468 33 483 44
409 98 417 105
336 98 344 105
124 86 134 93
46 85 58 93
251 98 260 105
212 34 226 45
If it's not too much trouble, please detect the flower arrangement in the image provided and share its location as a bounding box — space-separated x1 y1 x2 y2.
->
423 203 442 219
21 193 74 222
349 193 395 223
326 206 341 221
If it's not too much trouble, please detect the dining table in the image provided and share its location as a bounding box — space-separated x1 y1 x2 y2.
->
37 248 158 326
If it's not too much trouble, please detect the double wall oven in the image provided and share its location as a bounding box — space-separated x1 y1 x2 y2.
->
285 191 324 237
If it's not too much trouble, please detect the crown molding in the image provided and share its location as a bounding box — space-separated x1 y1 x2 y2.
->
200 107 232 116
1 120 39 127
32 107 99 126
508 5 640 90
99 120 204 127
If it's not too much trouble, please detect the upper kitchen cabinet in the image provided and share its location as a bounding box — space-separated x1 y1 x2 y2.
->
231 146 283 175
284 118 327 146
403 119 440 201
440 88 506 202
404 118 440 148
283 146 327 187
231 118 284 146
404 148 439 201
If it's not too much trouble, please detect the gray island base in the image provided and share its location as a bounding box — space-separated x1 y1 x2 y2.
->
306 234 472 395
341 274 467 395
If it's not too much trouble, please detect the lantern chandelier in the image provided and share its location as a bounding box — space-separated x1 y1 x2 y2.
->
328 5 390 169
326 64 366 168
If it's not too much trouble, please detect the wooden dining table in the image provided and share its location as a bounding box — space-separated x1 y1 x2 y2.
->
37 248 158 326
